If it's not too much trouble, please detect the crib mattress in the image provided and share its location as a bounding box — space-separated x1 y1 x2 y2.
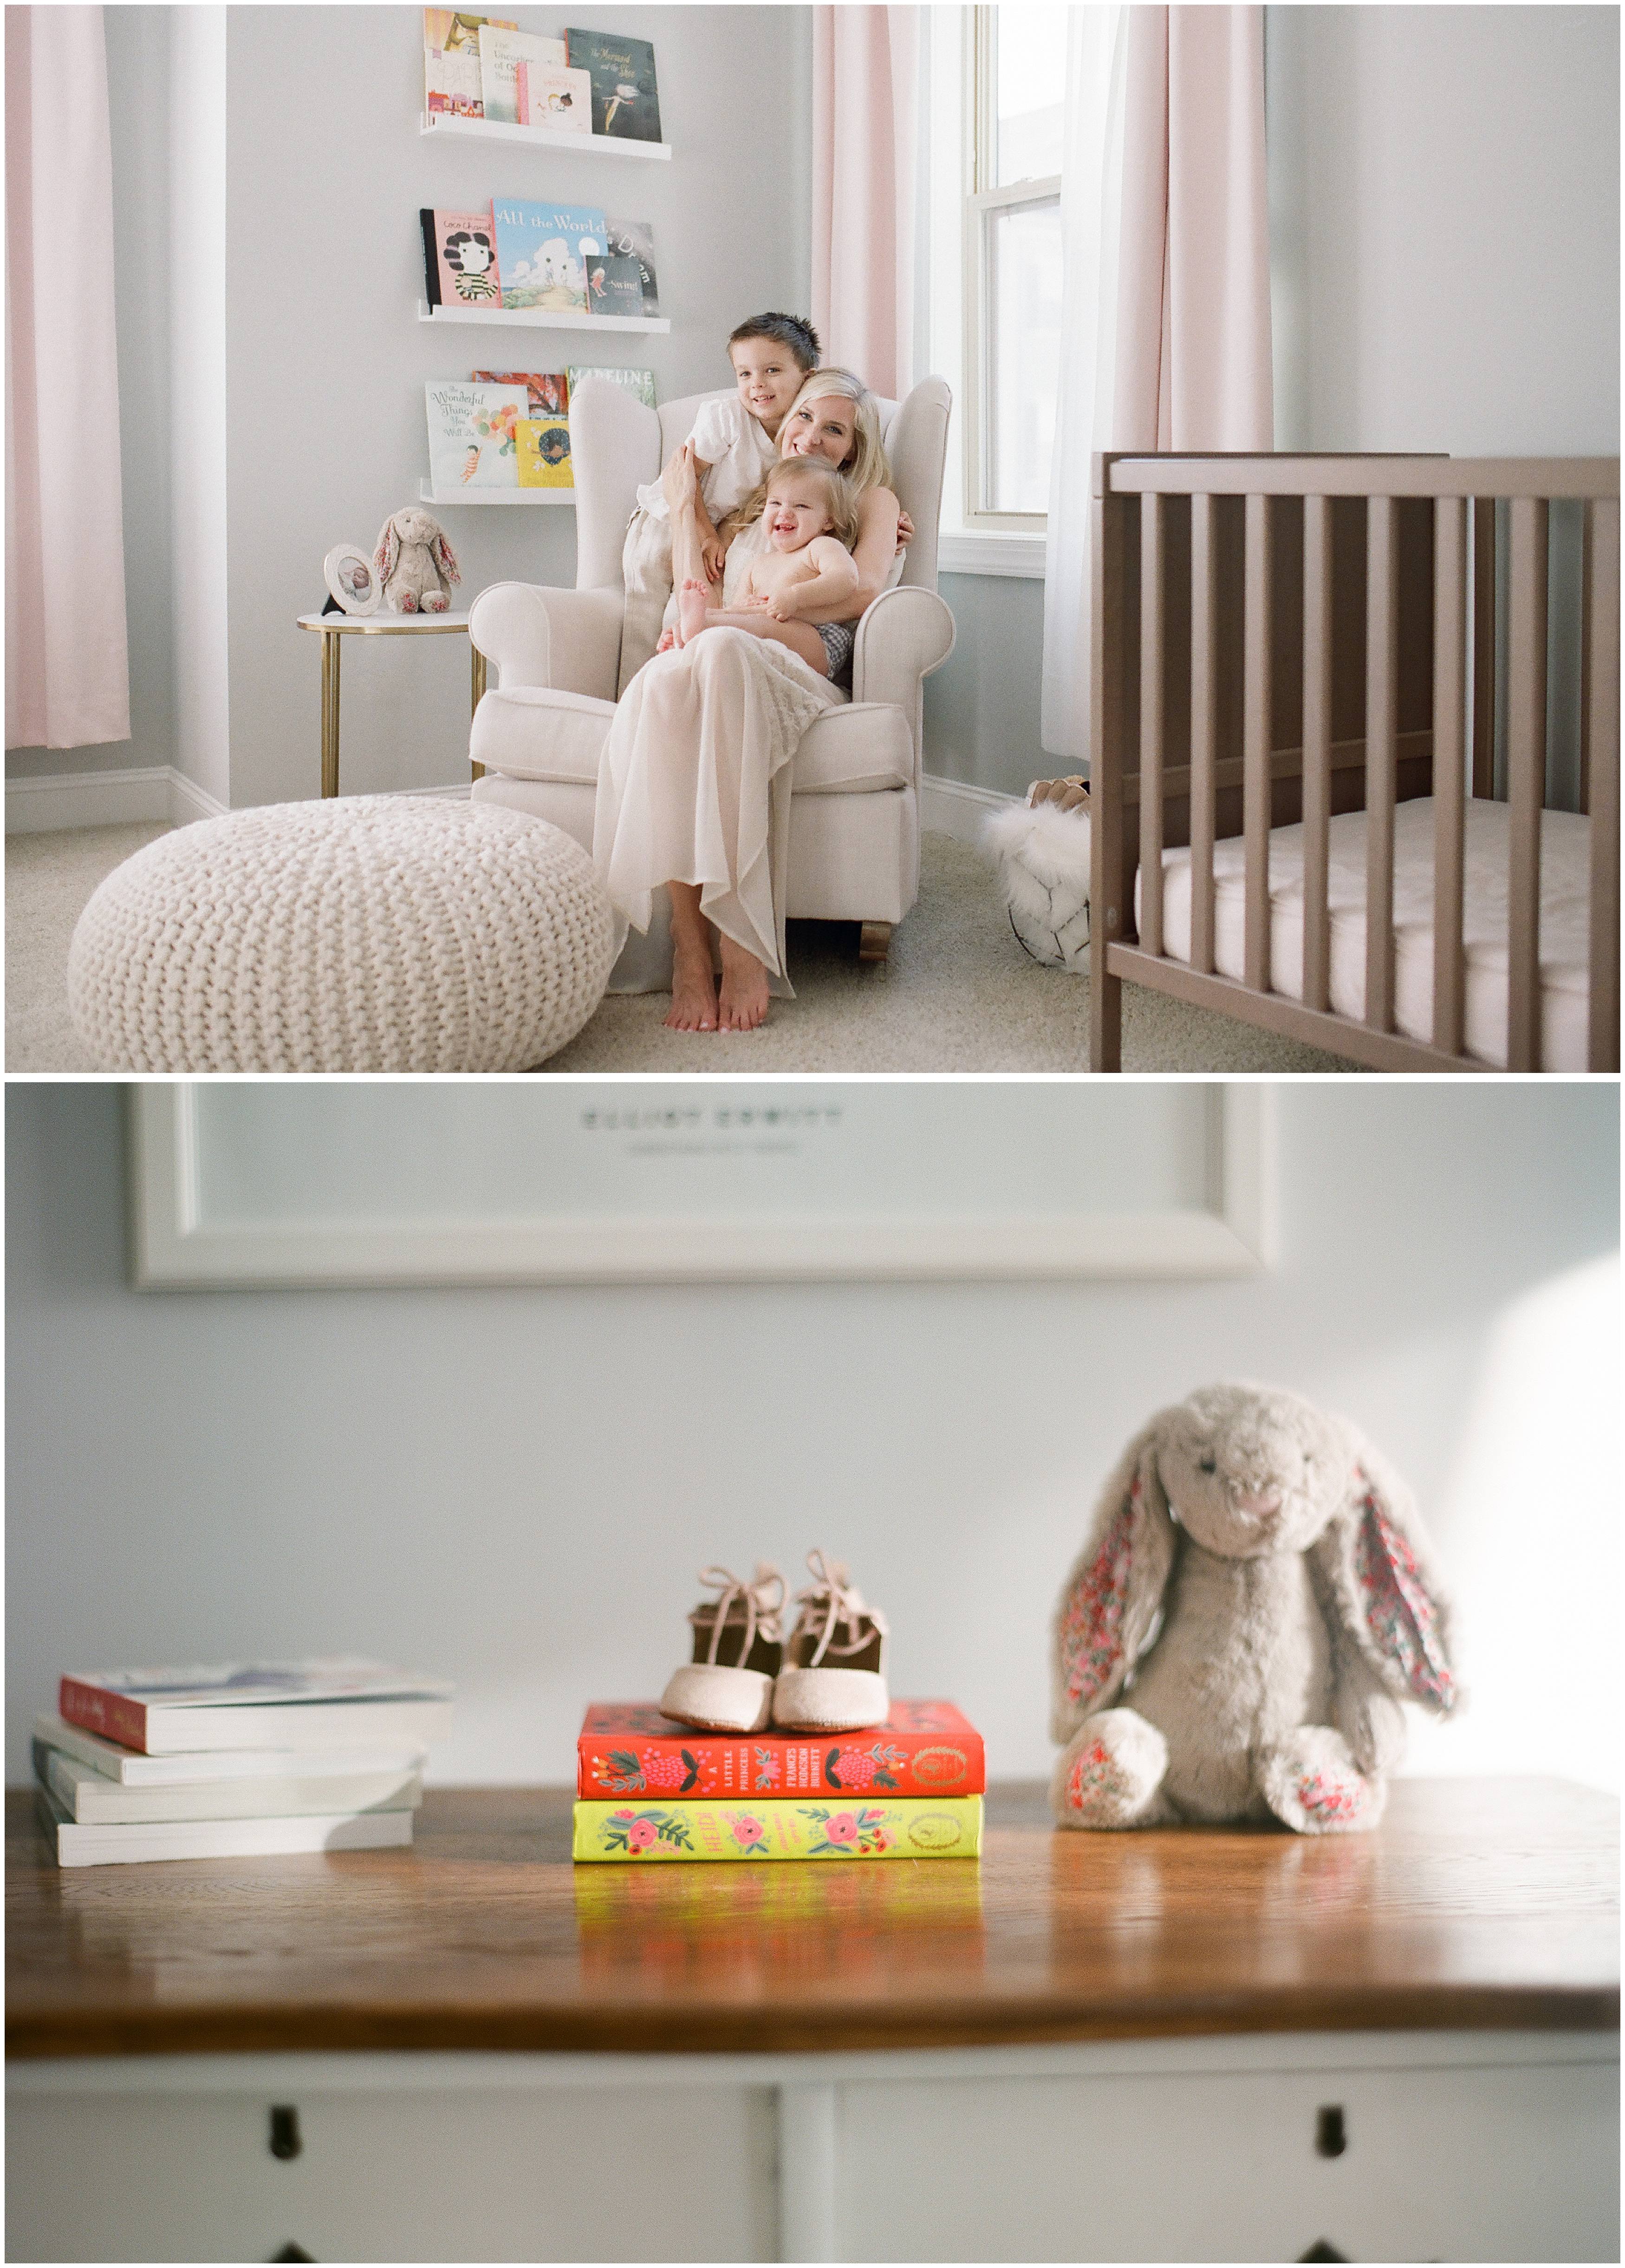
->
1138 796 1591 1070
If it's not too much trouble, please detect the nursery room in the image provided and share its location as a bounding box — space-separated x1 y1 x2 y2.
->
4 2 1618 1074
5 1075 1620 2263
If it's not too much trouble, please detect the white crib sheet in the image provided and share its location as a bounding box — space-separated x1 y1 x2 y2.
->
1139 796 1591 1070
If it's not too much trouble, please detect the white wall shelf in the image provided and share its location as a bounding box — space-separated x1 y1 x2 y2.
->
421 113 671 161
418 481 572 507
418 299 669 335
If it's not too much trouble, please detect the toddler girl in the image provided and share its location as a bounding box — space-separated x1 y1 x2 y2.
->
670 457 861 682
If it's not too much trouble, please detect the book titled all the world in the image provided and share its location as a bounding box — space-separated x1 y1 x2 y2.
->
572 1795 982 1864
578 1700 985 1799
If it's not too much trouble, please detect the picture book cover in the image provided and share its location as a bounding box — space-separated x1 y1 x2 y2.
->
424 10 516 118
589 251 645 319
566 364 656 409
515 60 592 133
565 27 662 142
425 380 529 490
474 24 564 123
604 216 658 316
578 1700 985 1799
421 205 502 309
472 369 568 418
492 200 606 313
516 417 573 487
572 1794 983 1863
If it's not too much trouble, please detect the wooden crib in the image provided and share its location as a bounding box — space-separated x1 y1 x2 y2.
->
1088 453 1620 1072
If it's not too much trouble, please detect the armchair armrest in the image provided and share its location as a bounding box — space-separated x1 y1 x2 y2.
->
468 582 623 700
850 586 956 774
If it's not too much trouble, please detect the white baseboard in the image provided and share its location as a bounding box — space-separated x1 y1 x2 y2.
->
5 764 228 835
919 770 1021 845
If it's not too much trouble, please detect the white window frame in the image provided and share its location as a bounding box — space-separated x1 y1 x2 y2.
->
961 5 1061 535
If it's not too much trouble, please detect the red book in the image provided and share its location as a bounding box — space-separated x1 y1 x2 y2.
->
578 1699 985 1800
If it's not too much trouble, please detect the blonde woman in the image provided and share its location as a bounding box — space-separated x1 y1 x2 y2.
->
594 369 914 1034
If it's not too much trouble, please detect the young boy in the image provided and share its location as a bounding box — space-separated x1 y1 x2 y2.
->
617 311 819 692
673 456 861 680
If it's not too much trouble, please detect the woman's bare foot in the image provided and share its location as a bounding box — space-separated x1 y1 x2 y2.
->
666 934 718 1031
717 936 770 1031
676 578 711 648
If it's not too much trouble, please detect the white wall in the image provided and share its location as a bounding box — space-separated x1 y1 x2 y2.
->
6 1082 1617 1794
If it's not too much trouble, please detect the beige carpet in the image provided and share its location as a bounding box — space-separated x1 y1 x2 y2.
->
7 821 1355 1075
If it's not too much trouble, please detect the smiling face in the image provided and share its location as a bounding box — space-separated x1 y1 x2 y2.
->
762 470 833 552
780 393 859 471
1155 1384 1351 1559
729 338 806 434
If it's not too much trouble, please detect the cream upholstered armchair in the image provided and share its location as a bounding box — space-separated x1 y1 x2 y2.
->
466 376 955 964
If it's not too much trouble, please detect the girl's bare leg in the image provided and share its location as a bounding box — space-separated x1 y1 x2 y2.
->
665 882 719 1032
717 933 770 1031
675 582 829 676
669 471 722 645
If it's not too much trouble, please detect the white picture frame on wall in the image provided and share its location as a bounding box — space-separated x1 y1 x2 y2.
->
127 1082 1275 1287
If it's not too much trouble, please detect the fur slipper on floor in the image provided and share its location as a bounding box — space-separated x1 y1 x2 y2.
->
982 796 1092 970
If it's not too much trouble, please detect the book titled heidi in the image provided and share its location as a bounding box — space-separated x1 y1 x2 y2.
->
578 1699 984 1800
572 1794 982 1864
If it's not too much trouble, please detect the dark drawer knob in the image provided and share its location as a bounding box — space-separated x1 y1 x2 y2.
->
1298 2246 1347 2263
270 2248 314 2263
269 2106 303 2161
1314 2105 1347 2158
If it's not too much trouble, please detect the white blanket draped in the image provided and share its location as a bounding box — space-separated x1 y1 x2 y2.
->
593 628 843 997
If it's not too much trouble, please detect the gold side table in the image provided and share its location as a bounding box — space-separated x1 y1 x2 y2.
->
296 610 489 797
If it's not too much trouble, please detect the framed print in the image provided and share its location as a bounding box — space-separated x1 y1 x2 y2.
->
322 544 380 616
127 1082 1274 1287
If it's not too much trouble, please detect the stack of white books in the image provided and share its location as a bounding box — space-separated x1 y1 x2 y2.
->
33 1657 455 1868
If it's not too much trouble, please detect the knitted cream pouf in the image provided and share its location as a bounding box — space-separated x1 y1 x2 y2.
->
67 797 618 1072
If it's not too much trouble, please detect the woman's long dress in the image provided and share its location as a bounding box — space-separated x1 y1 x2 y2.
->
592 528 846 996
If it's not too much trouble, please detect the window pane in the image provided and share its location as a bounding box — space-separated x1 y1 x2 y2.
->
988 198 1061 514
995 5 1069 185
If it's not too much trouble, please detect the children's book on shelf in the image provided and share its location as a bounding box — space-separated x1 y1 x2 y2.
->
421 205 503 309
57 1657 456 1755
572 1794 983 1863
604 217 658 316
475 24 565 123
579 1699 986 1799
426 381 528 490
34 1738 423 1826
591 249 645 319
493 200 607 314
472 369 568 419
514 58 592 132
36 1781 416 1868
424 9 515 118
34 1710 425 1786
516 417 574 487
565 27 662 141
566 364 656 409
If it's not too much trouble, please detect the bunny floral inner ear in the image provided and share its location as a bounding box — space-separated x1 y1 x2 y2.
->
1057 1498 1134 1715
1352 1475 1456 1710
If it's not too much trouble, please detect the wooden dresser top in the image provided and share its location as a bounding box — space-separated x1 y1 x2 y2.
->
7 1778 1617 2060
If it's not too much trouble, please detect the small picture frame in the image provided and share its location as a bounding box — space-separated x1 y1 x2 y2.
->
323 544 380 617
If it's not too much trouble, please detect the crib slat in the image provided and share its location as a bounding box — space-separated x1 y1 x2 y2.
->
1471 498 1496 799
1364 496 1399 1032
1505 496 1548 1070
1431 498 1469 1054
1301 496 1333 1012
1190 493 1217 973
1586 497 1620 1070
1243 494 1272 992
1139 493 1165 959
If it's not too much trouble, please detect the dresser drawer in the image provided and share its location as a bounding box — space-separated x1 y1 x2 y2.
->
837 2057 1620 2262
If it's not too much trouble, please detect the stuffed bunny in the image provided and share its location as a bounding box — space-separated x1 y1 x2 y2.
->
373 507 460 613
1050 1382 1458 1835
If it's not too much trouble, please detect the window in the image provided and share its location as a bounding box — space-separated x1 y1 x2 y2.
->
962 5 1068 530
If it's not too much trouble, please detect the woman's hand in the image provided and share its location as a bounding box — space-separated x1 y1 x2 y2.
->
896 508 915 553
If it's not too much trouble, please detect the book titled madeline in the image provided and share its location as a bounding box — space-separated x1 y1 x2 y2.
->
572 1795 983 1864
57 1657 455 1755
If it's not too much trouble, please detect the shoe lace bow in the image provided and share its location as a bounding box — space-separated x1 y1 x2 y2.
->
793 1548 871 1668
694 1563 785 1667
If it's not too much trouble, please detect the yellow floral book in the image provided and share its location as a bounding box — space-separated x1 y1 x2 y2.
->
572 1794 982 1863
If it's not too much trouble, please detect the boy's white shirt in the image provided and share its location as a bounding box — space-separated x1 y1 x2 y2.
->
634 393 780 522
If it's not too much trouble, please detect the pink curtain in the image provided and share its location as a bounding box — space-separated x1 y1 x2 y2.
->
1112 5 1273 451
811 6 918 401
6 5 130 750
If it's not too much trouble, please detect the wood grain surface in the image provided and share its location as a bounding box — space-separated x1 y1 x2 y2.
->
7 1778 1617 2060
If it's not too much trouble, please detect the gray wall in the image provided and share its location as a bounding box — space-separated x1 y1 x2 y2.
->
7 1082 1618 1792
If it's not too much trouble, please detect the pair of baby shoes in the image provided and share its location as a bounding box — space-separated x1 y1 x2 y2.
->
659 1551 889 1736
